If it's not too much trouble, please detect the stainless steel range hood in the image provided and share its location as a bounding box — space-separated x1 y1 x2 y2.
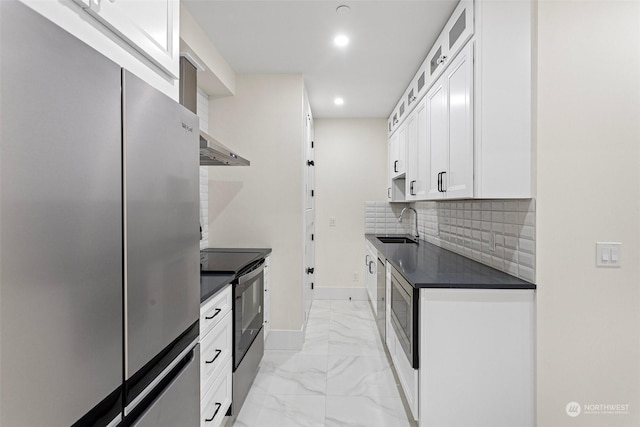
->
179 55 250 166
200 131 250 166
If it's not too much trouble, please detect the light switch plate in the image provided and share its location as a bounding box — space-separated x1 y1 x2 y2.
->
596 242 621 267
329 217 336 227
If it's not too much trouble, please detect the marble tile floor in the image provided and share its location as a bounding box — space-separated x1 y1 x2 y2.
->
232 299 416 427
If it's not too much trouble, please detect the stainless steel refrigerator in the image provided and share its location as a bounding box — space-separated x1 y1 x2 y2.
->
0 2 200 426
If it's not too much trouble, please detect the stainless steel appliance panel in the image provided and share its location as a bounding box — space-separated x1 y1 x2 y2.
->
0 2 123 425
132 346 201 427
390 266 419 368
124 70 200 378
233 260 264 369
232 328 264 417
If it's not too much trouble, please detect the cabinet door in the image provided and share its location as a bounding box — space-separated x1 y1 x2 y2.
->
413 98 429 199
425 79 448 199
389 132 399 179
76 0 179 78
405 110 418 200
428 40 447 81
397 123 407 176
447 1 474 58
444 43 474 199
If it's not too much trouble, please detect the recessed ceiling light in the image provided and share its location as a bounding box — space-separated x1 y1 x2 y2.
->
336 5 351 15
334 97 345 106
334 35 349 47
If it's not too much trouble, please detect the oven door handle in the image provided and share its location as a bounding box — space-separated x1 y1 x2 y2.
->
238 259 265 284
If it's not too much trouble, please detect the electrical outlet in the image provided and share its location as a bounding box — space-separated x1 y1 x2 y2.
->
489 232 496 252
353 272 359 282
329 217 336 227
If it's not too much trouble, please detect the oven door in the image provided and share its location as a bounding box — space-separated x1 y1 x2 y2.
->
233 259 265 369
390 267 419 368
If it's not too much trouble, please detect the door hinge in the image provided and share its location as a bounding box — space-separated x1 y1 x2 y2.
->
311 141 314 148
311 190 314 197
311 282 314 290
311 234 314 241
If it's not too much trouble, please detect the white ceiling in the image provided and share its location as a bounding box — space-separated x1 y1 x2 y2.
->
182 1 459 119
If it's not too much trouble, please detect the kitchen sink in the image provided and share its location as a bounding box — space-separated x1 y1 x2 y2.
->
377 236 418 244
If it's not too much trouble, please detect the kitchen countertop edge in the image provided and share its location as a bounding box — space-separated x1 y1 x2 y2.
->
366 234 535 290
200 274 235 303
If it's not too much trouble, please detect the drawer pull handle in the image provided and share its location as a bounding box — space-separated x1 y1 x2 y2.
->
205 350 222 364
205 308 222 320
205 403 222 422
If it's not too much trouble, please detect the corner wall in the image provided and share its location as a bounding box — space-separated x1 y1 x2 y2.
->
536 2 640 426
207 74 305 331
314 119 388 292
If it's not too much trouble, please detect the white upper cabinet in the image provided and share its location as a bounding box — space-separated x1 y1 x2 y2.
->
406 98 428 200
388 0 534 201
390 124 407 179
425 78 448 199
444 43 474 199
73 0 180 79
427 1 474 83
473 0 533 198
426 43 474 200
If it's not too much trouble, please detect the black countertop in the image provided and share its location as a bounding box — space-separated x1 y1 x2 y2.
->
200 274 234 303
366 234 535 290
199 247 272 303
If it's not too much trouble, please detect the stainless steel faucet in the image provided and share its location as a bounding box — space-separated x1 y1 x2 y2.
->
399 207 419 241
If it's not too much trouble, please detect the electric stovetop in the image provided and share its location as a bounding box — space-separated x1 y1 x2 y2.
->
200 248 272 275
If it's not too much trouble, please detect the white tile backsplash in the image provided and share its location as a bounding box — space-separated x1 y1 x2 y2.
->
197 89 209 250
364 199 536 283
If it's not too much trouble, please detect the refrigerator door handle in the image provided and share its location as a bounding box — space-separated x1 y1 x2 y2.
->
125 338 199 416
106 414 122 427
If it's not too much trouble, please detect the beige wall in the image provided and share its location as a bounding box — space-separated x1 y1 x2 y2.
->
207 74 305 331
536 1 640 426
314 119 388 289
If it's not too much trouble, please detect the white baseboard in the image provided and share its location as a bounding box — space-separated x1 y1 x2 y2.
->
313 287 368 300
265 328 304 350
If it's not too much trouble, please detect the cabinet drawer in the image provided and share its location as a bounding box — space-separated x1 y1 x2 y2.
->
201 359 232 427
200 285 232 337
200 312 232 394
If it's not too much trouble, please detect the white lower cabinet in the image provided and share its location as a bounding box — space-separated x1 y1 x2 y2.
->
418 289 535 427
365 241 377 313
384 262 419 420
201 359 232 427
386 316 419 420
263 256 271 343
200 286 233 427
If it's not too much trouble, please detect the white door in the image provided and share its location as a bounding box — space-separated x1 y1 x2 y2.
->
303 110 315 323
304 211 315 322
425 79 448 199
445 43 474 199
